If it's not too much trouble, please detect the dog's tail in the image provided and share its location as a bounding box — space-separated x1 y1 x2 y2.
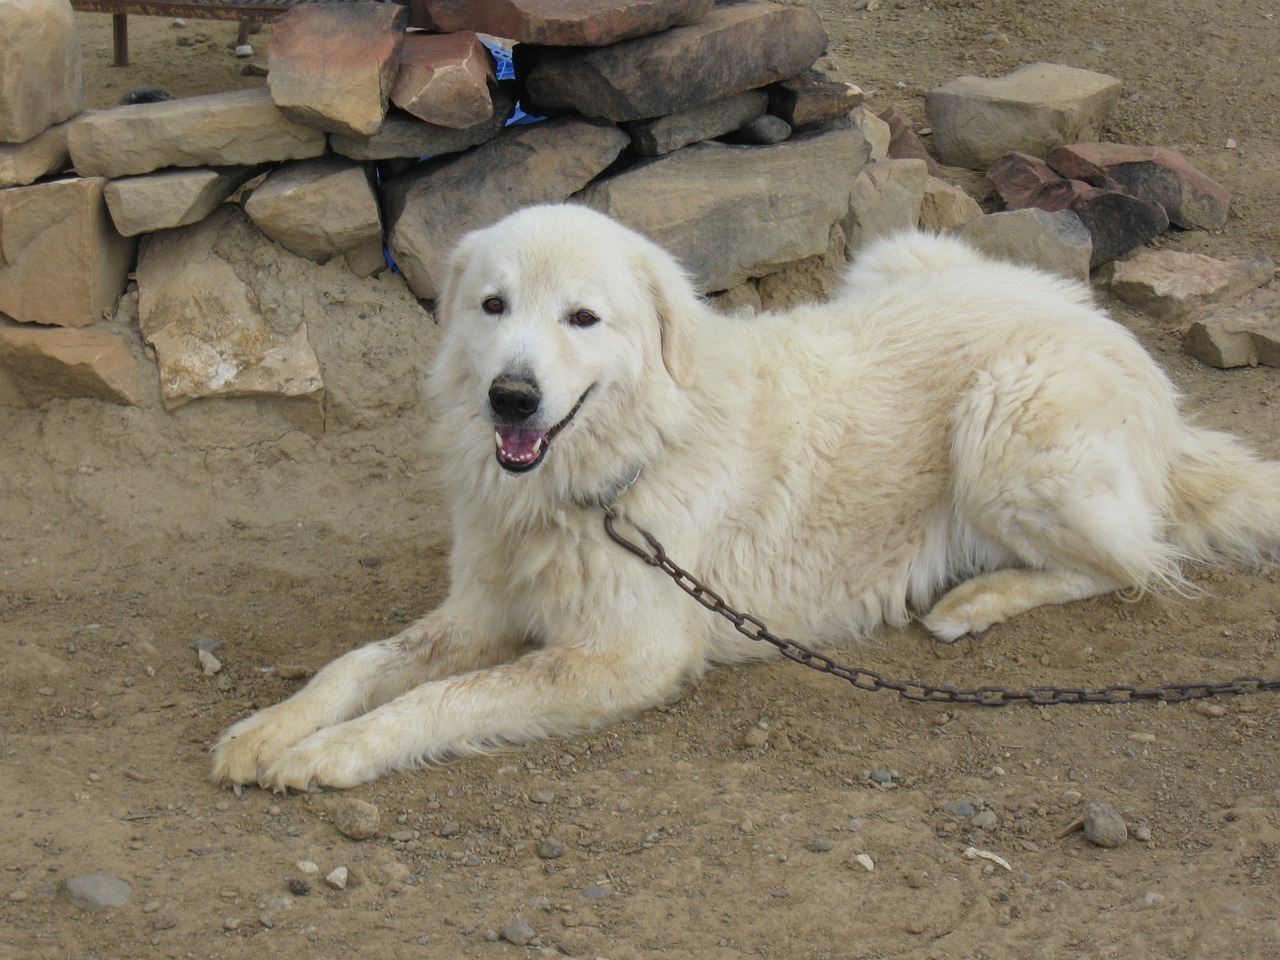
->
1167 424 1280 564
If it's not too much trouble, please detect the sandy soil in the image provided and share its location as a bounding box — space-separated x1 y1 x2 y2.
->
3 4 1278 958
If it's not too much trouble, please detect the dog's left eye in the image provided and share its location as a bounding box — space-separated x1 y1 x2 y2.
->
569 309 600 327
481 296 505 315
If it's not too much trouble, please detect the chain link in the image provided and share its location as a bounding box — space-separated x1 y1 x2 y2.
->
602 509 1280 707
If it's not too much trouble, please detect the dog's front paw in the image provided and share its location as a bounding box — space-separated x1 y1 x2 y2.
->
210 706 323 788
259 726 390 793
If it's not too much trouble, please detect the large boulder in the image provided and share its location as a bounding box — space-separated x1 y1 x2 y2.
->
0 0 83 143
385 117 628 300
926 63 1122 170
411 0 714 45
0 117 74 188
391 31 495 129
952 208 1093 282
518 2 827 122
577 127 869 292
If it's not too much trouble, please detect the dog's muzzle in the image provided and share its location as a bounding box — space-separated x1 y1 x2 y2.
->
489 376 592 474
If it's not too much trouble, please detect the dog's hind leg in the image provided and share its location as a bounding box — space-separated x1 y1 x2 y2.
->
922 568 1124 642
211 604 520 788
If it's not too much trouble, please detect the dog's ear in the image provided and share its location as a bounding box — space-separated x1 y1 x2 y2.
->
437 231 480 326
636 247 699 389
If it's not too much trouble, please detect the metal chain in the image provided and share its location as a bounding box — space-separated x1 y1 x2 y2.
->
602 509 1280 707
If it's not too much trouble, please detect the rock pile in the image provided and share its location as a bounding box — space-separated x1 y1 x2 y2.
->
0 0 1266 417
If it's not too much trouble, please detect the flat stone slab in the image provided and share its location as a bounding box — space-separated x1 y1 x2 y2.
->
1046 142 1231 230
926 62 1122 170
385 117 628 300
577 127 867 292
845 158 929 255
63 875 132 911
414 0 714 45
1184 288 1280 368
0 320 146 407
1103 249 1275 322
136 206 325 410
0 116 74 188
391 31 494 130
268 1 407 137
68 88 326 179
105 166 264 237
519 1 827 122
0 177 135 328
0 0 83 143
769 73 863 130
244 156 384 277
330 88 514 161
625 89 767 156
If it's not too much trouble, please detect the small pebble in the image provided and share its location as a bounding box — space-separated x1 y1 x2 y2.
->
285 877 311 896
1134 825 1153 842
942 801 974 819
152 914 180 931
388 830 414 842
972 810 999 831
295 860 319 875
141 899 161 913
869 769 895 784
500 918 536 946
198 649 222 675
1082 801 1127 848
63 874 132 910
437 821 461 838
332 798 380 840
852 853 875 872
537 836 565 860
739 727 768 748
325 867 348 891
806 839 834 853
223 918 240 931
7 890 29 903
581 885 612 899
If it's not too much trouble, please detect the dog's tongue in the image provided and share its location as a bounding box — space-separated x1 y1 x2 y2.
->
495 425 547 465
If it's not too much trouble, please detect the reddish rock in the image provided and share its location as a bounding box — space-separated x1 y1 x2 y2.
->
268 2 407 137
410 0 713 46
391 31 494 130
769 73 863 130
0 321 146 407
1045 142 1230 230
986 151 1090 212
1069 187 1169 267
878 106 940 177
1103 249 1275 322
518 2 827 123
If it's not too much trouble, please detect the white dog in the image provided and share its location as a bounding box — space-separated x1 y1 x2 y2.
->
212 204 1280 791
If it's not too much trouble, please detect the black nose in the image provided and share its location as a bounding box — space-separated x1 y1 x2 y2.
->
489 376 541 422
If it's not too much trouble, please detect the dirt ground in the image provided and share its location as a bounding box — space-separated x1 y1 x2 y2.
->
3 3 1279 958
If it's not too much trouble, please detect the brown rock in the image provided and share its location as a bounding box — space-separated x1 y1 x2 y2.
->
1103 249 1275 322
919 178 982 231
268 1 408 137
0 320 146 407
878 106 940 177
0 177 135 328
844 159 929 255
391 31 494 130
243 157 384 277
385 117 628 299
518 2 827 123
0 0 83 143
1069 187 1169 268
0 117 74 188
68 89 326 179
104 166 264 237
412 0 714 45
330 87 514 161
769 73 863 130
1184 288 1280 368
625 90 768 156
986 151 1087 212
1045 142 1230 230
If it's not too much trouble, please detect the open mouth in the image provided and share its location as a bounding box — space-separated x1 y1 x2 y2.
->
493 387 592 473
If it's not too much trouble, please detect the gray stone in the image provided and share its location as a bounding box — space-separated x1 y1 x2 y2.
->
925 62 1122 170
104 166 263 237
1082 802 1127 848
268 1 407 137
1183 288 1280 369
0 0 83 143
500 918 536 946
244 156 384 277
0 177 136 328
951 208 1093 282
578 127 868 293
844 159 929 255
0 117 74 188
519 2 827 122
330 88 514 161
536 836 566 860
1070 187 1169 268
386 117 628 300
135 206 325 411
1102 250 1275 322
919 177 983 231
727 113 791 145
68 88 327 179
0 321 147 408
331 797 381 841
848 107 890 163
626 90 768 157
414 0 714 45
767 73 863 130
63 874 132 911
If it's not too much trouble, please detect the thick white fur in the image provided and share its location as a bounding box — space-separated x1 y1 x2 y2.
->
212 204 1280 790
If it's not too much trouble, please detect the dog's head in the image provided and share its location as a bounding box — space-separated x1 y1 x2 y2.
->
431 204 700 497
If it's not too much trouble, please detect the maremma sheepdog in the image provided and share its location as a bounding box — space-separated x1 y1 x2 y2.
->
213 204 1280 791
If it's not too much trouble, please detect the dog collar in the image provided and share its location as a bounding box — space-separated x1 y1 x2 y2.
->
574 462 642 510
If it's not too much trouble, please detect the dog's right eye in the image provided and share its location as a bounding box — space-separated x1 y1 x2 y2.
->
481 296 505 315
